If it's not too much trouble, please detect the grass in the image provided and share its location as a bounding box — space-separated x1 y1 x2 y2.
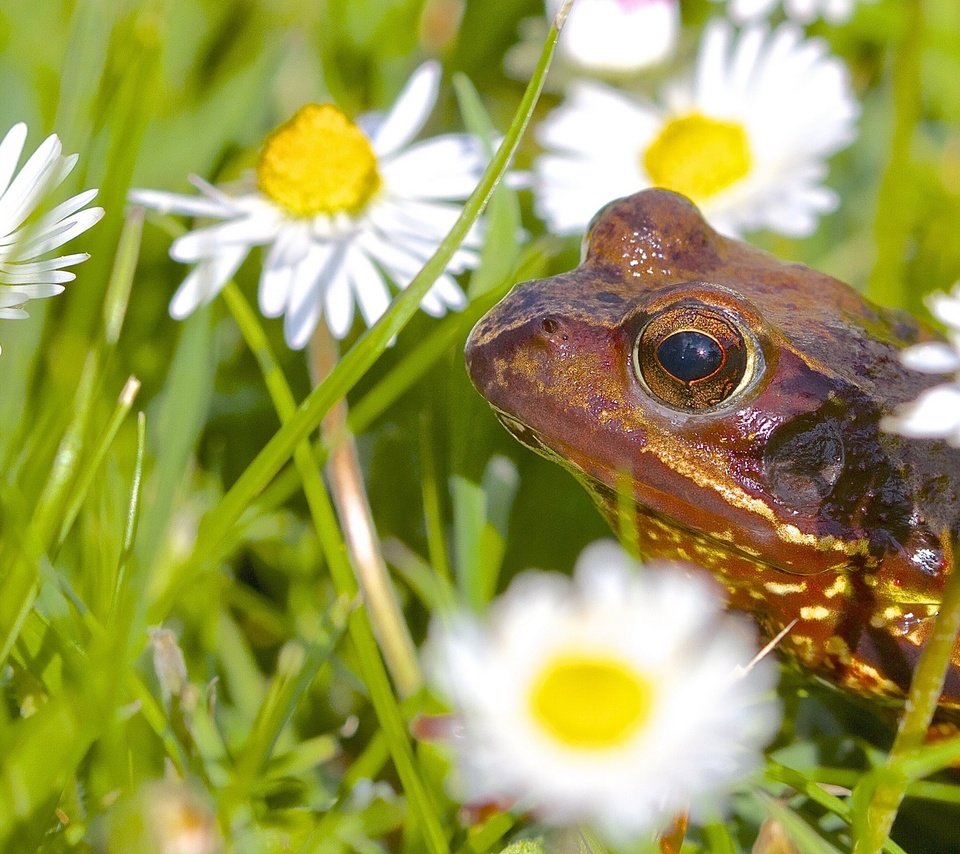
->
3 0 960 851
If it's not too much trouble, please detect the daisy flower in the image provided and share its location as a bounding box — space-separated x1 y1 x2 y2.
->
423 540 781 843
550 0 680 75
534 20 859 238
505 0 679 88
881 282 960 445
131 62 486 349
713 0 869 25
0 122 103 343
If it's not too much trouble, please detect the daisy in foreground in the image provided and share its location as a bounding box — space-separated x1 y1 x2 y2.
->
534 20 858 237
881 282 960 445
423 541 781 843
0 123 103 346
713 0 869 25
131 62 486 349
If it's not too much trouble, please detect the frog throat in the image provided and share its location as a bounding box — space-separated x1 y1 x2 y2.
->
256 103 382 217
642 113 752 201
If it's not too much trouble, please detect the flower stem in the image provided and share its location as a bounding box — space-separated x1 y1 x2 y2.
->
852 538 960 853
867 0 923 309
310 323 422 697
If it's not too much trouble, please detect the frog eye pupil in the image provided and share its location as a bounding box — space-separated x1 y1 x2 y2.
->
656 330 724 382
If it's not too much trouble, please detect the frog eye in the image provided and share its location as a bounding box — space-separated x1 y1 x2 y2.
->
633 306 755 410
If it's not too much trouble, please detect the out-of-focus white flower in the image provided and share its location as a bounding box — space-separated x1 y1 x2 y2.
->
108 780 223 854
424 540 781 844
534 20 858 238
506 0 679 87
713 0 868 25
881 283 960 445
0 123 103 343
131 62 486 349
550 0 680 75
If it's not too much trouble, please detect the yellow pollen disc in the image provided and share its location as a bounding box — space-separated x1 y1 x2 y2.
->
529 654 653 749
256 103 382 217
642 113 751 201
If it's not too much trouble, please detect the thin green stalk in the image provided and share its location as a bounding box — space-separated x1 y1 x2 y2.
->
222 283 448 853
867 0 923 307
852 541 960 853
191 7 566 564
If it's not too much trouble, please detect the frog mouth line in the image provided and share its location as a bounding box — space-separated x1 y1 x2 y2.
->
488 406 806 578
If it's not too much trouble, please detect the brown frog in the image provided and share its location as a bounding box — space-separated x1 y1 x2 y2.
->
466 188 960 707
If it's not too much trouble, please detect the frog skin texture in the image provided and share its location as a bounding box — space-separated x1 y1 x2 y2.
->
466 188 960 708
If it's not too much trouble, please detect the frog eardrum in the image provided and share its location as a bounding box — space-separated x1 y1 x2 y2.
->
466 188 960 709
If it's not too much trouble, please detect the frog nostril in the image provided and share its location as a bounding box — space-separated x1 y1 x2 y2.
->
541 317 559 335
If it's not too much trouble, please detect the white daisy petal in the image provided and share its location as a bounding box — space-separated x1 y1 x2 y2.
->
0 135 63 236
0 123 28 198
169 244 249 319
0 252 89 275
284 243 343 349
370 61 441 158
129 188 238 219
0 124 101 339
5 206 105 258
1 283 66 300
345 247 392 328
323 264 356 340
899 342 960 374
882 385 960 440
424 540 780 845
549 0 680 74
171 212 280 262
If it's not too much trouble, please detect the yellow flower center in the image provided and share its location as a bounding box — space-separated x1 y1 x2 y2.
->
256 103 382 217
642 113 751 201
529 653 653 749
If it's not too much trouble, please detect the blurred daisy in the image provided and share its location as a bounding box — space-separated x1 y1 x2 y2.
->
424 540 780 843
881 283 960 445
713 0 868 25
534 21 858 237
551 0 680 75
0 123 103 341
131 62 485 349
506 0 679 86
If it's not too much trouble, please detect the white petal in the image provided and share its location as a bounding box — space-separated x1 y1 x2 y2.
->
171 212 280 262
380 134 485 200
0 252 88 275
560 0 680 73
0 133 63 237
928 291 960 331
345 247 392 328
5 207 104 258
0 123 28 199
324 263 356 339
284 243 343 349
881 385 960 439
169 244 249 319
0 282 65 299
129 188 237 219
900 342 960 374
0 270 75 285
370 61 441 157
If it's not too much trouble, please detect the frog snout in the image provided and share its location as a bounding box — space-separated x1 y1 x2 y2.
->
465 310 561 408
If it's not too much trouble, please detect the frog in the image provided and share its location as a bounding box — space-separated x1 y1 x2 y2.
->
465 188 960 708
